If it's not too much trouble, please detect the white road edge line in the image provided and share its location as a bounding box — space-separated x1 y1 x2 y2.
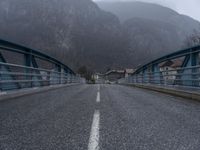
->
88 110 100 150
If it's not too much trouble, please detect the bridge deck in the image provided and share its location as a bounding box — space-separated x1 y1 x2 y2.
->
0 84 200 150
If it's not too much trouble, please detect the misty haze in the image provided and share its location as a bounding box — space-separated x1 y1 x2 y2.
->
0 0 200 150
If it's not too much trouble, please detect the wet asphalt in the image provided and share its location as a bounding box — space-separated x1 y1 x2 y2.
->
1 84 200 150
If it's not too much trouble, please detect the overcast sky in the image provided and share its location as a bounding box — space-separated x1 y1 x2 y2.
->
93 0 200 22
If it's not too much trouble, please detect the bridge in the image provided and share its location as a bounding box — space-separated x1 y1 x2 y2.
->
1 40 200 150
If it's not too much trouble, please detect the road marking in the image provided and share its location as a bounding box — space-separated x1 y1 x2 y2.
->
88 110 100 150
96 85 100 103
96 92 100 103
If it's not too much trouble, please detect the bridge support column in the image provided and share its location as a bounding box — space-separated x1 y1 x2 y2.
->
62 68 66 84
64 69 71 83
65 69 71 84
0 52 19 90
142 70 145 84
24 54 41 88
138 73 142 83
60 67 65 84
181 52 199 86
54 64 61 85
143 67 149 84
151 64 161 85
24 53 32 88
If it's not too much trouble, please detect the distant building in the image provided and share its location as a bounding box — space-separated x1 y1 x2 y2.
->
101 69 135 83
93 73 105 84
104 70 125 82
159 60 182 84
125 69 135 78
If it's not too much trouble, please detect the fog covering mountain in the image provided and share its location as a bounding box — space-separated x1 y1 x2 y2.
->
97 1 200 65
0 0 129 71
0 0 199 72
97 1 200 35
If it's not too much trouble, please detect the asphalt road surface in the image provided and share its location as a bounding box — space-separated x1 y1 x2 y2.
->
1 84 200 150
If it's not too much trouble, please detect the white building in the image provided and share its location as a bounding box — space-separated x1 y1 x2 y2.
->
159 60 182 84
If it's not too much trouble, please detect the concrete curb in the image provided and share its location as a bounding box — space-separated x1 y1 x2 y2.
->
121 83 200 101
0 83 82 102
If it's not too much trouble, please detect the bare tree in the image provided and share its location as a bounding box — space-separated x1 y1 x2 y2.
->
184 29 200 48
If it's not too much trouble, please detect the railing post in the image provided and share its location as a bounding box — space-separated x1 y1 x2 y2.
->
0 52 13 90
152 64 161 85
143 68 148 84
60 66 64 84
142 70 144 84
181 51 199 86
54 64 61 85
67 71 70 84
191 52 199 86
63 68 68 84
24 53 32 88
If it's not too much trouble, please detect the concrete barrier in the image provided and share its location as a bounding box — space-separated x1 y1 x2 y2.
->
121 83 200 101
0 83 81 102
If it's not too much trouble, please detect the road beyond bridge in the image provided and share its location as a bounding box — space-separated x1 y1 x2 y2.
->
1 84 200 150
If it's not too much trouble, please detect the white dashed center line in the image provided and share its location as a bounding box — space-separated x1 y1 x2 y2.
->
96 85 100 103
96 92 100 103
88 110 100 150
88 85 101 150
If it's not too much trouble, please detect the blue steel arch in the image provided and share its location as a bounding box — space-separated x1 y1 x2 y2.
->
0 39 78 91
134 45 200 74
0 39 75 75
124 45 200 87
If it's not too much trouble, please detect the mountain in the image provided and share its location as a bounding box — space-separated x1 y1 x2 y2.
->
97 1 200 65
0 0 200 72
97 1 200 36
123 17 182 64
0 0 129 72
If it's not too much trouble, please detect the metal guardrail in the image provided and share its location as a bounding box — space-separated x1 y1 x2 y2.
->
0 39 82 91
119 45 200 87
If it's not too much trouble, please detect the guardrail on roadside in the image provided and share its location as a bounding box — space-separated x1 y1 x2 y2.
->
0 39 82 91
119 45 200 87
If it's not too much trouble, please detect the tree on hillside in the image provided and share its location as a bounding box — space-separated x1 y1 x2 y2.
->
184 29 200 48
77 66 92 81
